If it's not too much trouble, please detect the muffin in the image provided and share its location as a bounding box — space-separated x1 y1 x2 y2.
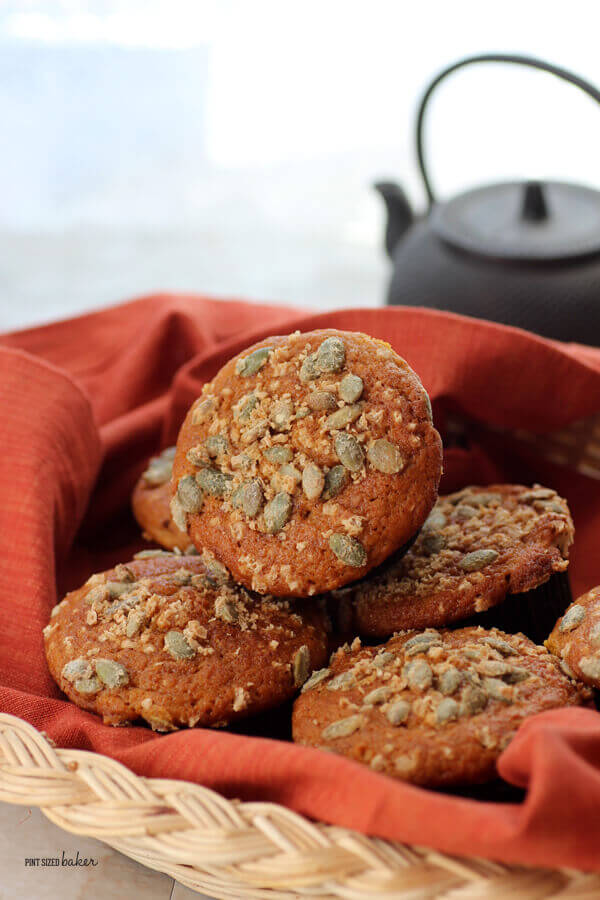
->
172 329 442 596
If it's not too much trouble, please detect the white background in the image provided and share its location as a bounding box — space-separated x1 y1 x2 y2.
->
1 0 600 328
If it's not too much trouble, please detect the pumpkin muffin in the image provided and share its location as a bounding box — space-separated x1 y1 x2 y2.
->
546 585 600 686
171 329 442 596
132 447 191 552
44 554 329 730
349 484 573 637
292 626 591 787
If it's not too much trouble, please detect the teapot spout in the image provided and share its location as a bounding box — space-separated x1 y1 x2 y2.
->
374 181 414 258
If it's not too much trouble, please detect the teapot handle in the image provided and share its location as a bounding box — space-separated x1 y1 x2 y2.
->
416 53 600 208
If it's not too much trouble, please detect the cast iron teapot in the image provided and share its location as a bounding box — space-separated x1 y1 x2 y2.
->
376 54 600 345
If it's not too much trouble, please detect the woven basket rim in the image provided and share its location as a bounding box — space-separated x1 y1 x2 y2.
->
1 712 598 899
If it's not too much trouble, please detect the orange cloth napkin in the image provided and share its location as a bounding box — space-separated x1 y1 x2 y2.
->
2 293 600 871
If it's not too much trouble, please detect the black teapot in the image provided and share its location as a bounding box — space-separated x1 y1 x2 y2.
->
376 54 600 345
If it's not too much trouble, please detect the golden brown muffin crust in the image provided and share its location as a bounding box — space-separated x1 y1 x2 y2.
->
172 330 442 596
292 626 591 787
44 554 329 730
132 447 191 552
350 484 573 637
546 585 600 686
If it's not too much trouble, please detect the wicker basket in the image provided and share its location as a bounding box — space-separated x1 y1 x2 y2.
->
2 414 600 898
1 712 600 899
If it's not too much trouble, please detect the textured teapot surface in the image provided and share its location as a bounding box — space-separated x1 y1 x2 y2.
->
386 220 600 345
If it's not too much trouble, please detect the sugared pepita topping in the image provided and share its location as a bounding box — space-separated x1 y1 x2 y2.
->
294 626 590 782
44 553 330 731
171 330 441 595
352 483 574 635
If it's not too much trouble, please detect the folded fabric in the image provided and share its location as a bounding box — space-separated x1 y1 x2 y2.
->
1 294 600 871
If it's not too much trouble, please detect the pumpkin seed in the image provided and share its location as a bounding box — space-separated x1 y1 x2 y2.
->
329 533 367 567
460 684 488 716
301 667 331 692
263 446 293 465
436 697 459 723
323 465 348 499
191 396 214 425
105 581 135 599
215 595 239 623
232 479 264 518
404 659 433 691
235 393 258 422
126 609 145 638
503 667 530 684
424 393 433 422
459 549 499 571
270 399 294 431
322 714 363 740
74 676 101 694
404 632 442 656
424 510 447 531
205 434 228 458
468 492 502 506
367 439 404 474
326 403 363 431
177 475 203 513
134 549 172 559
264 492 293 533
111 563 135 583
579 655 600 681
302 463 325 500
327 671 355 691
590 622 600 647
143 457 172 486
95 659 129 688
170 495 188 531
299 353 319 383
236 346 272 376
334 433 364 472
62 658 92 683
483 677 513 703
386 700 411 725
196 467 232 497
438 667 462 696
293 645 311 687
422 532 445 554
307 391 337 412
317 336 346 373
373 651 395 669
279 463 302 484
481 636 517 656
559 604 586 632
339 373 363 403
173 567 192 585
164 630 196 659
187 445 208 467
363 686 390 705
455 504 478 520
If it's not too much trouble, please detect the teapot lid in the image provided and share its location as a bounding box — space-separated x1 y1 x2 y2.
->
430 180 600 261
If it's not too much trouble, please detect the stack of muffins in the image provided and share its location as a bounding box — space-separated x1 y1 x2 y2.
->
45 330 597 788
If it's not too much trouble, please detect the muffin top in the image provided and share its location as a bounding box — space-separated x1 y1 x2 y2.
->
132 447 190 552
349 484 573 637
172 329 442 596
546 585 600 686
292 626 591 787
44 553 329 731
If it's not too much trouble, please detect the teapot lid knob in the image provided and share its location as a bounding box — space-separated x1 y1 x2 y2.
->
521 181 548 222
